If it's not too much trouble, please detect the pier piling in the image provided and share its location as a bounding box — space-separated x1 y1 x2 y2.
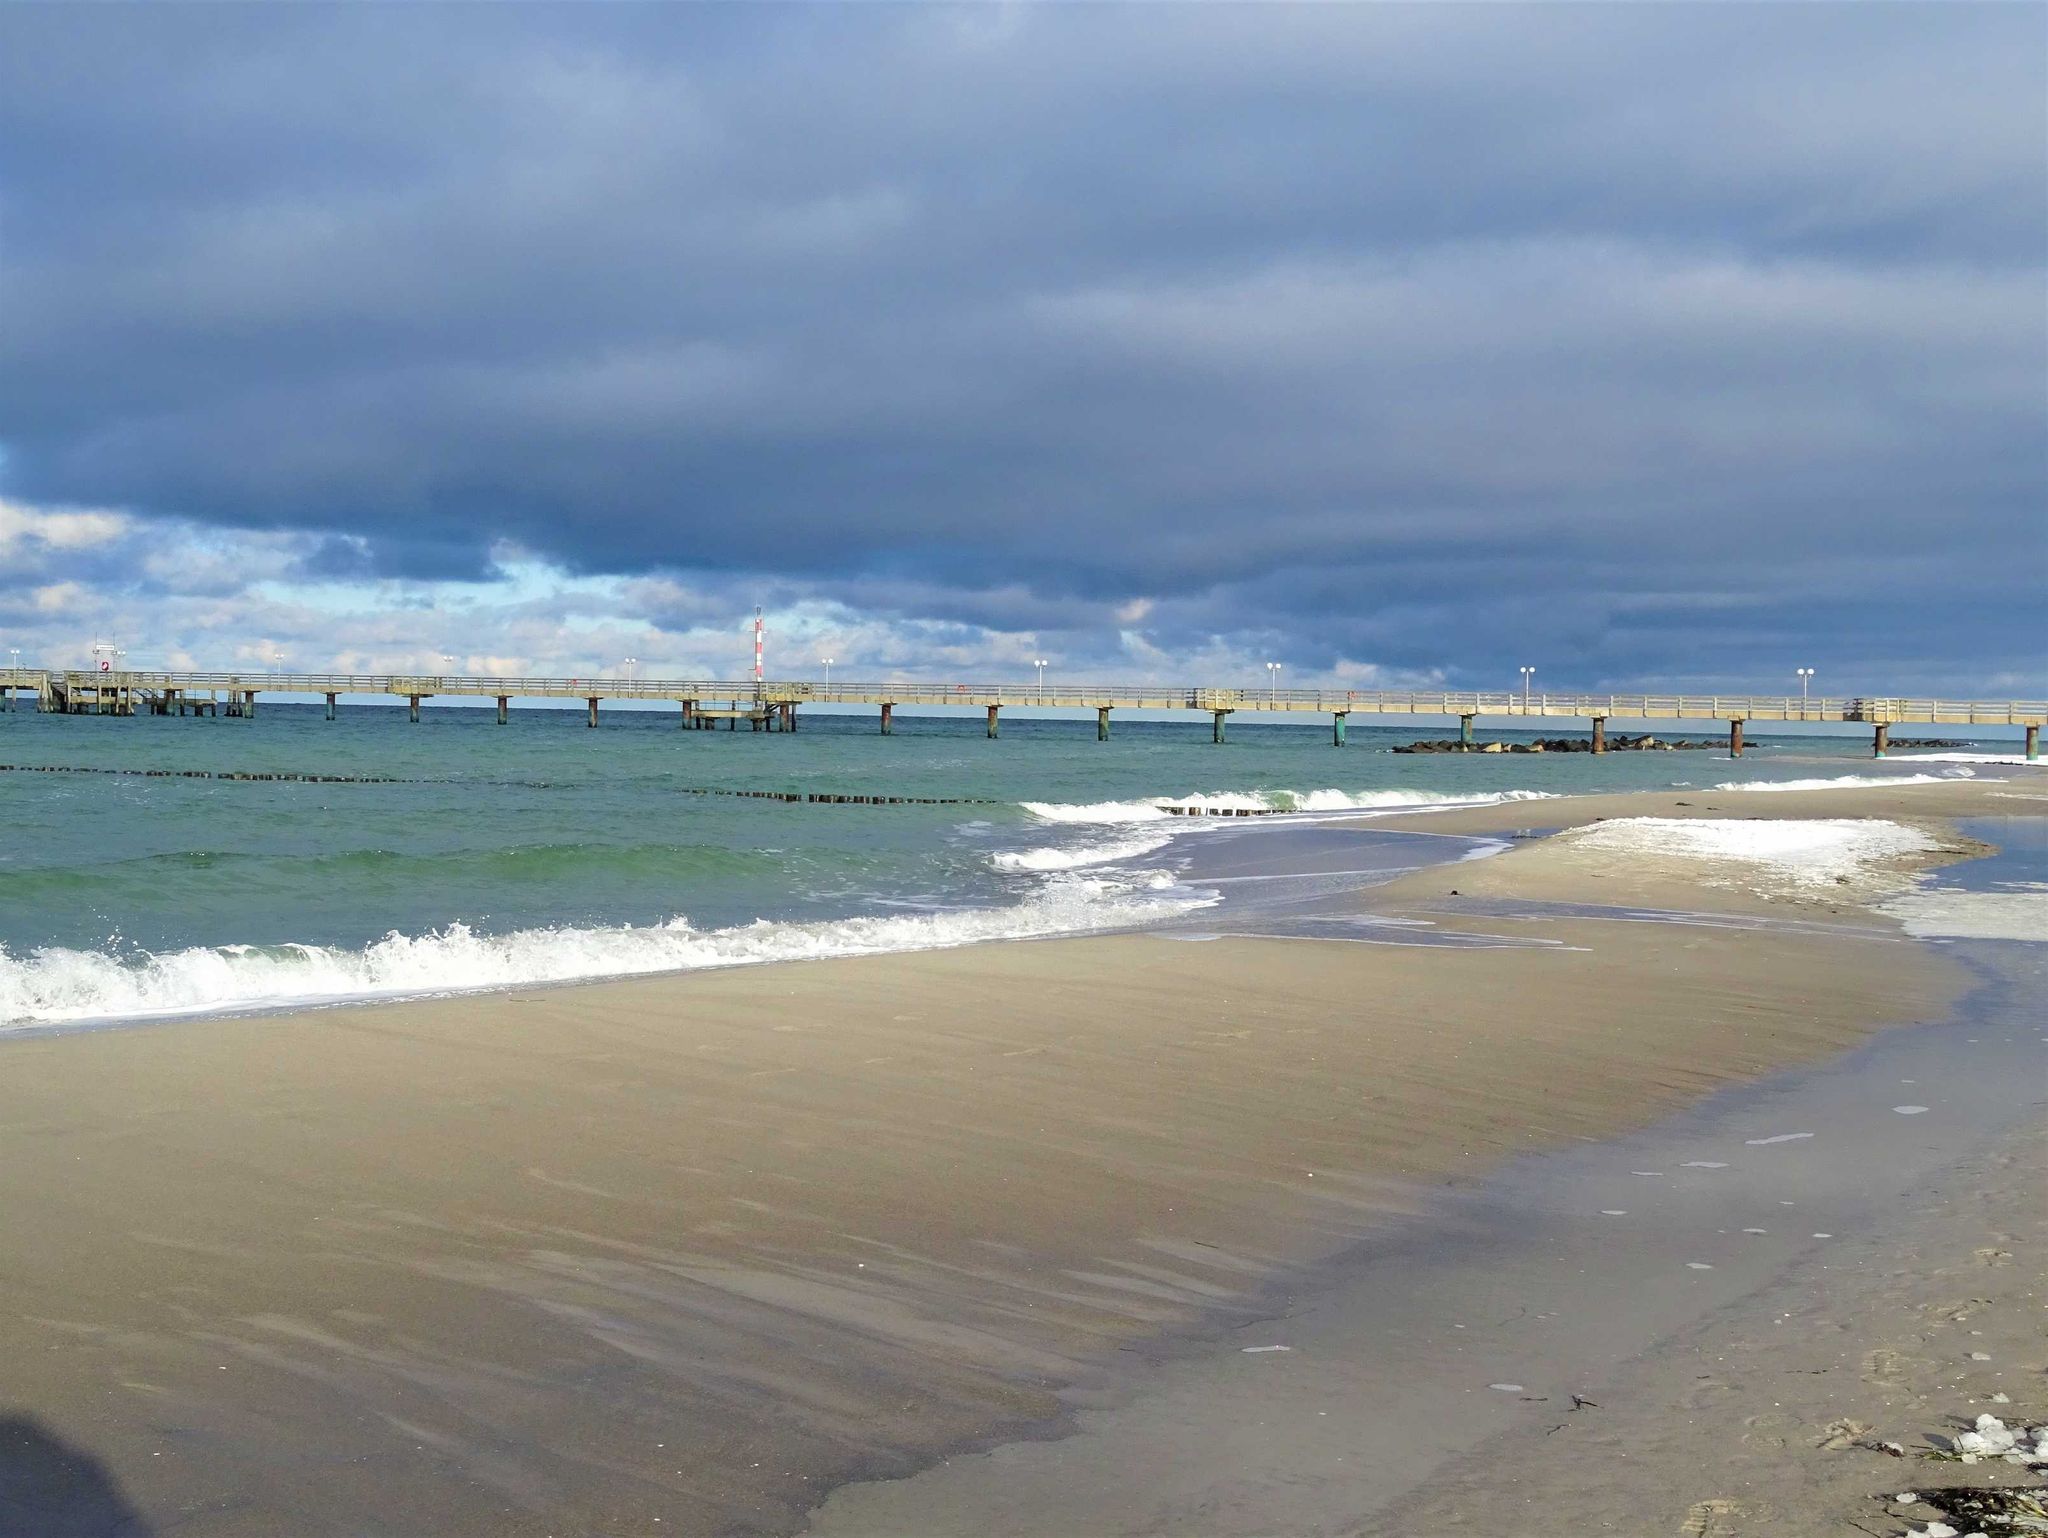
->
1591 716 1606 754
680 699 694 729
2028 724 2039 761
325 692 337 722
408 695 420 724
1332 711 1347 747
1097 706 1111 742
1459 714 1476 749
986 704 999 739
496 696 509 725
1728 719 1744 757
880 703 894 736
1213 710 1229 744
1873 723 1889 757
587 697 599 729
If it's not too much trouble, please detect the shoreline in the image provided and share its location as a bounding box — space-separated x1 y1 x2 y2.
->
4 774 2034 1039
0 777 2039 1535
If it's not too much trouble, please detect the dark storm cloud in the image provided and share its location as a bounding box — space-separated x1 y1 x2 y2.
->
0 4 2041 687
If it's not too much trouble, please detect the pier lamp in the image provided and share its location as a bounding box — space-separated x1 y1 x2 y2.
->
623 656 639 682
1519 666 1535 709
1797 667 1814 716
1266 661 1282 699
822 657 834 689
1034 658 1048 693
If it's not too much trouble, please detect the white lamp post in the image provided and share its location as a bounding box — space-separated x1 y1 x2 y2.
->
1519 666 1535 711
1034 658 1048 693
1796 667 1814 717
822 657 834 689
623 656 639 682
1265 661 1282 700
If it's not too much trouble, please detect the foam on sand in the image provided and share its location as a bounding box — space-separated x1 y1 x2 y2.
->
0 870 1215 1030
1879 881 2048 942
1566 817 1940 891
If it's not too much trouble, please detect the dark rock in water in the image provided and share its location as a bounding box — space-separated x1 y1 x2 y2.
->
1392 734 1717 754
1888 737 1969 749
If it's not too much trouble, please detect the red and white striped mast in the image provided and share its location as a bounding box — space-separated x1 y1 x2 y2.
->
753 607 764 699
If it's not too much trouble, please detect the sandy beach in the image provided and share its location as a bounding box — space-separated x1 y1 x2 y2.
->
1 776 2041 1536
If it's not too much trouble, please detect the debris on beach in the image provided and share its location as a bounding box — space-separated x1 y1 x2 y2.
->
1926 1413 2048 1467
1894 1485 2048 1534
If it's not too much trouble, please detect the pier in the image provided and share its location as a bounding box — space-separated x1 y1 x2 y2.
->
2 668 2041 758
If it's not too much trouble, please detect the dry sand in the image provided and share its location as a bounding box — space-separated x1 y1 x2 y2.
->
0 775 2039 1536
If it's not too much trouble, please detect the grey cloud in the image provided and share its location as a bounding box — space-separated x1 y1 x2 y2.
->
0 4 2040 689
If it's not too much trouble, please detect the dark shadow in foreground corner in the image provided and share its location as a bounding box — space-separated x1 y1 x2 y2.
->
0 1415 151 1537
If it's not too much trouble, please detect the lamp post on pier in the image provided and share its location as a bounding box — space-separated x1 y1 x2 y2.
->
1520 666 1535 712
1265 661 1281 701
1034 658 1048 695
822 657 833 690
1797 667 1814 718
623 656 639 682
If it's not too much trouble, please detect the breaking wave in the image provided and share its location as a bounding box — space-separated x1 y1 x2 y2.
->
0 872 1214 1031
1019 787 1557 825
988 828 1177 872
1710 771 1977 793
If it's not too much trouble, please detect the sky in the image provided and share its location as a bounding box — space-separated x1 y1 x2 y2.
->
1 4 2042 696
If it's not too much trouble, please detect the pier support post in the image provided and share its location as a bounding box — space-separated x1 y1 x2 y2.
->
496 696 509 725
680 699 694 730
1459 713 1475 750
986 703 1000 739
325 692 337 721
1332 712 1347 747
2027 724 2039 762
1728 719 1744 757
1097 706 1111 742
784 702 796 732
1873 723 1889 758
408 695 420 724
243 692 256 718
1591 716 1606 754
1213 710 1228 744
587 697 599 729
880 702 894 735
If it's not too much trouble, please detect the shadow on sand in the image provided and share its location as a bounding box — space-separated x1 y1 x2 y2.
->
0 1415 150 1537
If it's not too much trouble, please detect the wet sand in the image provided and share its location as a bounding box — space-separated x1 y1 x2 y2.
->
0 775 2038 1535
810 940 2046 1536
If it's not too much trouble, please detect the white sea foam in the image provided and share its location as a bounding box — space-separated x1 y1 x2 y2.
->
1710 772 1975 793
0 871 1215 1030
988 828 1176 872
1879 882 2048 942
1020 787 1554 824
1886 751 2040 766
1567 817 1938 890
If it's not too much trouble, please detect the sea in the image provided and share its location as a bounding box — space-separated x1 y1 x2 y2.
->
0 703 2006 1031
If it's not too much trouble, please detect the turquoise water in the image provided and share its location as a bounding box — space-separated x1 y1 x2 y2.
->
0 703 1998 1027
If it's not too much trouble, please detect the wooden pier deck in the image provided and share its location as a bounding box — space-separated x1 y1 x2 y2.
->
2 668 2041 757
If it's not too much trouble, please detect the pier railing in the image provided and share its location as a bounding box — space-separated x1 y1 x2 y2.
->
5 668 2044 728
